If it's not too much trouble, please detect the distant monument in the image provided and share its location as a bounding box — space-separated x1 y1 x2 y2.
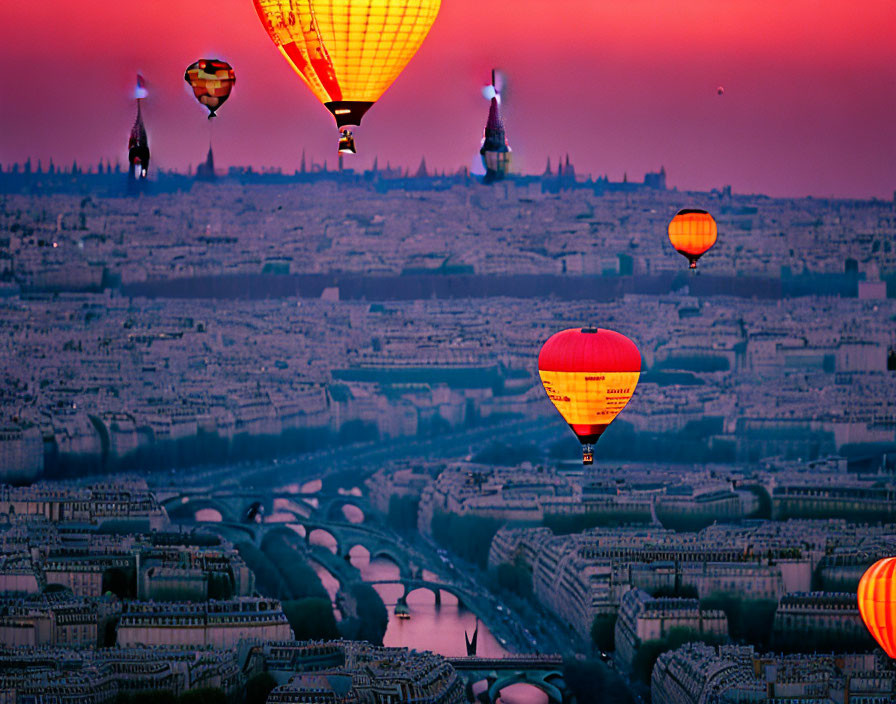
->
196 145 216 181
127 76 150 187
480 70 512 184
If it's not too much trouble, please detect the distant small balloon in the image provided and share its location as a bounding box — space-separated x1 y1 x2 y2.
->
716 85 725 96
668 209 718 270
184 59 236 119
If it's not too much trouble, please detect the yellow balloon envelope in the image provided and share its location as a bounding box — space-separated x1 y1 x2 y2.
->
252 0 440 135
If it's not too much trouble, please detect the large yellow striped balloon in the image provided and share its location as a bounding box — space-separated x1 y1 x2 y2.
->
253 0 440 133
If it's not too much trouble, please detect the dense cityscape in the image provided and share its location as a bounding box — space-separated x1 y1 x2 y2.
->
0 159 894 703
2 0 895 698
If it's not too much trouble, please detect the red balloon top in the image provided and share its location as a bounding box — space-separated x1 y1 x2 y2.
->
538 328 642 373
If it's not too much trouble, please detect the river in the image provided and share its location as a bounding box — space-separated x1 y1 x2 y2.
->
196 480 548 703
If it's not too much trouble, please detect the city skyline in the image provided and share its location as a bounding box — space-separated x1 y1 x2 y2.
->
1 0 894 198
1 3 895 701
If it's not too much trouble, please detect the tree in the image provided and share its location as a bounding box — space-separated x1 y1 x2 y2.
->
563 659 634 704
496 562 532 597
631 628 724 685
207 571 234 600
177 689 227 704
431 510 502 568
236 541 284 598
133 692 175 704
590 613 617 652
282 598 340 640
260 530 329 600
700 592 777 648
341 582 388 645
387 494 419 534
101 566 134 599
631 639 669 685
246 673 278 704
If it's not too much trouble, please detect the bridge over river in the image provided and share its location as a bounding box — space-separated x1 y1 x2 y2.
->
448 655 569 704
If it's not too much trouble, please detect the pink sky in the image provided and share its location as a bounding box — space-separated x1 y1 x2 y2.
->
0 0 893 197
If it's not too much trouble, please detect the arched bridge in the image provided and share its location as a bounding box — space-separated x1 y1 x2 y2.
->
157 488 372 527
448 656 568 704
365 578 479 608
186 514 416 579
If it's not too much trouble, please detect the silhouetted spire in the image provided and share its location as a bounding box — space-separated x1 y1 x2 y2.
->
480 69 511 183
196 145 216 181
464 618 479 656
128 95 150 180
415 156 428 179
300 149 306 174
544 156 552 177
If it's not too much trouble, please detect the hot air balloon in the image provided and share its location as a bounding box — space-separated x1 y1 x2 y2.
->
252 0 440 153
668 209 718 270
184 59 236 118
538 328 641 465
716 85 725 96
858 557 896 658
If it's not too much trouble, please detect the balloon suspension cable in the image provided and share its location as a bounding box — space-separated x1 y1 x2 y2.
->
582 444 594 465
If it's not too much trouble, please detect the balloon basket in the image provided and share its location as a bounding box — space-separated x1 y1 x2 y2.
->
338 130 356 155
582 445 594 465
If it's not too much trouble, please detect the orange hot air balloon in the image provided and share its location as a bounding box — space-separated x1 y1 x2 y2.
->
252 0 440 153
858 557 896 657
185 59 236 118
538 328 641 465
668 209 718 270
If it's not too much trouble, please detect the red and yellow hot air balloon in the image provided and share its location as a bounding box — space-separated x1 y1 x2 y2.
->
668 209 717 270
538 328 641 465
858 557 896 658
252 0 440 153
184 59 236 118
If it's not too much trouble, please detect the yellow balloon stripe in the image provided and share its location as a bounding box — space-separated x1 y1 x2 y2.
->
255 0 440 105
858 558 896 657
539 371 640 426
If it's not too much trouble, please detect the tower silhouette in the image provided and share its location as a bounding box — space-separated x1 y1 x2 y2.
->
479 69 511 183
127 89 150 183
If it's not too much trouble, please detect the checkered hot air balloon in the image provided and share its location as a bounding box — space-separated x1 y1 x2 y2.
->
252 0 440 153
184 59 236 119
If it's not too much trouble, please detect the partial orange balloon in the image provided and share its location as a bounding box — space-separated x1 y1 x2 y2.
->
538 327 641 465
252 0 440 152
184 59 236 119
668 209 718 269
858 557 896 658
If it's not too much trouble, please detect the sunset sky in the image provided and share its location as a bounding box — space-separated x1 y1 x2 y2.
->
1 0 893 197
